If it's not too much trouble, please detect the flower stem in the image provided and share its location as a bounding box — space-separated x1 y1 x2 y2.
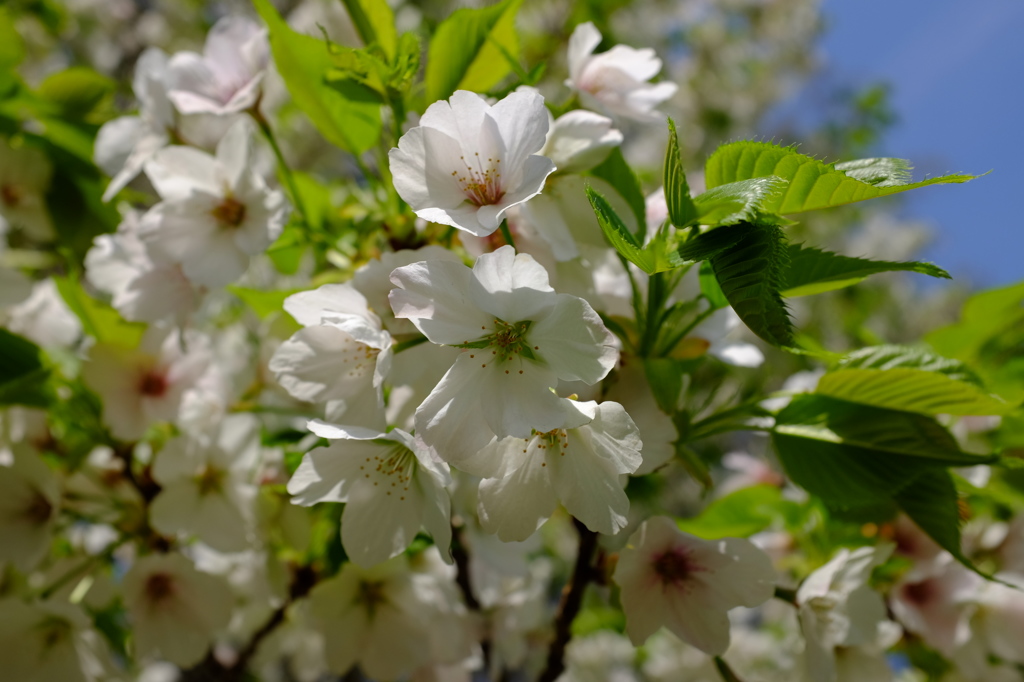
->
537 519 599 682
714 656 746 681
499 218 517 250
250 107 310 229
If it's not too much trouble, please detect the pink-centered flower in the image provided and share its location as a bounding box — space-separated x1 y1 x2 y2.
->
614 516 775 654
389 90 556 237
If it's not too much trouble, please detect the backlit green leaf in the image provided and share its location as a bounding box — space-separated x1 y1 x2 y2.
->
676 485 790 539
691 176 789 227
340 0 398 60
816 368 1016 416
781 243 950 297
705 141 979 214
590 147 647 234
664 118 697 228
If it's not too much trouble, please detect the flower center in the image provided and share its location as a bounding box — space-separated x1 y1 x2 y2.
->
195 464 225 496
21 491 53 526
533 428 569 455
212 196 247 227
356 579 389 618
652 548 697 586
0 183 21 208
362 443 417 501
902 579 936 605
452 152 505 207
138 370 169 397
145 572 176 603
36 616 73 650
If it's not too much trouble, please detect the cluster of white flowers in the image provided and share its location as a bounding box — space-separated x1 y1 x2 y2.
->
0 5 1017 682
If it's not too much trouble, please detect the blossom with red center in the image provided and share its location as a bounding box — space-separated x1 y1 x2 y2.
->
613 516 775 654
389 90 556 238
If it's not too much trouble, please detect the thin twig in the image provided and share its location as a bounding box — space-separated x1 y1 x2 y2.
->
537 518 599 682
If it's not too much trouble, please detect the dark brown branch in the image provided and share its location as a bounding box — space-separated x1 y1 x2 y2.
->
537 519 599 682
450 521 493 674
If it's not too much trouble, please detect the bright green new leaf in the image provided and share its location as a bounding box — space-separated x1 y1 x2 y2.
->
0 329 51 407
781 243 951 297
586 186 681 274
816 368 1016 416
590 147 647 234
35 67 115 121
705 141 979 214
340 0 398 60
53 276 145 347
229 286 305 320
705 223 794 347
690 176 789 227
425 0 522 103
644 358 684 414
698 262 729 309
664 118 697 228
928 281 1024 360
254 0 381 154
676 485 790 539
775 395 995 466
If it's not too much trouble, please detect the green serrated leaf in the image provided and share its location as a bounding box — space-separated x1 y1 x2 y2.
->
816 368 1016 416
691 176 789 227
706 223 794 347
781 243 950 297
664 118 697 228
894 469 971 571
835 345 981 385
833 157 913 186
589 147 647 235
676 484 790 539
705 141 979 214
340 0 398 60
775 395 995 466
254 0 381 154
587 186 681 275
698 262 729 310
424 0 522 102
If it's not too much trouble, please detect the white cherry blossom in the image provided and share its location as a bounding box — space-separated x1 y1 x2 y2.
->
566 22 678 122
613 516 775 654
889 554 982 655
473 398 642 541
149 414 261 552
122 552 233 667
0 137 54 241
167 17 270 116
0 446 61 571
389 90 556 237
389 245 618 463
288 421 452 567
0 599 112 682
139 120 288 288
541 109 623 175
4 279 81 348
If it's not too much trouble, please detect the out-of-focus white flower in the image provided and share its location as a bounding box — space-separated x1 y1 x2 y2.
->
85 208 201 325
473 398 641 541
566 22 677 122
0 446 60 571
518 175 629 262
269 283 391 427
5 280 81 348
0 137 54 241
0 599 112 682
696 308 765 368
139 120 288 288
0 267 33 308
389 246 618 463
613 516 775 654
541 109 622 175
605 359 676 475
95 48 175 201
389 90 556 237
289 421 451 567
889 554 981 656
307 556 440 680
167 17 270 116
81 326 213 440
122 552 233 667
560 630 640 682
149 414 261 552
796 543 899 682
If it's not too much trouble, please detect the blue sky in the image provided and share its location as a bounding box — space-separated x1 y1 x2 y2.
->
788 0 1024 287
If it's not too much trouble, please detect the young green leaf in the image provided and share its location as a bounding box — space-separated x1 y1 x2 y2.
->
340 0 398 60
833 157 913 186
53 276 145 347
0 8 25 69
664 118 697 228
587 186 681 274
590 147 647 235
254 0 381 154
35 67 115 121
705 141 979 214
0 329 51 407
690 176 789 227
781 243 951 297
676 485 791 539
698 262 729 309
706 223 794 347
816 368 1016 416
835 345 981 385
644 358 684 414
424 0 522 103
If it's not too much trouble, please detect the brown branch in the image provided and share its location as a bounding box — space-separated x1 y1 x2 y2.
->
450 521 494 675
537 518 599 682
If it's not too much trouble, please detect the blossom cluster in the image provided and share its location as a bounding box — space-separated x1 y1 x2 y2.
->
0 3 1019 682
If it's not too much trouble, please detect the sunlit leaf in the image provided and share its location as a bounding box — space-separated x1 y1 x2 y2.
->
676 485 791 539
590 147 647 234
816 368 1016 416
781 243 950 297
664 118 696 228
705 140 979 214
691 176 789 227
340 0 398 60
